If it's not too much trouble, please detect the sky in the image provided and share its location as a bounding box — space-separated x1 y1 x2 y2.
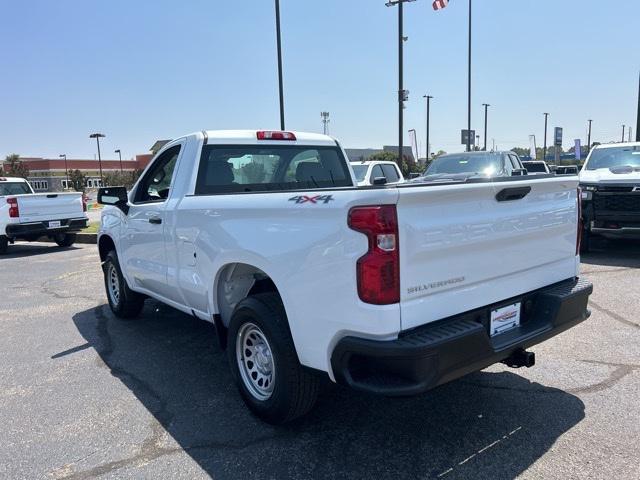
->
1 0 639 161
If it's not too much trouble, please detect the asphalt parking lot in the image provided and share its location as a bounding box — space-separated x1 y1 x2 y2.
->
1 241 639 480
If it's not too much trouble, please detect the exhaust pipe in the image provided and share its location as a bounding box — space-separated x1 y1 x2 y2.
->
501 349 535 369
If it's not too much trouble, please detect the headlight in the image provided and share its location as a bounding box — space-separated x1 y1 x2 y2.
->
580 184 597 191
581 190 592 200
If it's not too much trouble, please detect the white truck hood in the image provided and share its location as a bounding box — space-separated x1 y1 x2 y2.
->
579 167 640 184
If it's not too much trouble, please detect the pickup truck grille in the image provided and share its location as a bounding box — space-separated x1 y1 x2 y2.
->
594 193 640 213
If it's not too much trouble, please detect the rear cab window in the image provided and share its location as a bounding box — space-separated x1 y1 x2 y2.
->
381 164 400 183
195 145 352 194
0 181 32 195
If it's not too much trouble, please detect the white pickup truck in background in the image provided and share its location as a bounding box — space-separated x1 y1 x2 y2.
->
97 130 592 424
0 176 88 254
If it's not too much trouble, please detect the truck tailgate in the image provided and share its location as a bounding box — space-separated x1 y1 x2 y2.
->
16 193 84 223
397 177 579 331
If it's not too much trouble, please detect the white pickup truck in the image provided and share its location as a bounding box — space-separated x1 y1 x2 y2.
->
0 176 88 254
97 130 592 424
579 142 640 248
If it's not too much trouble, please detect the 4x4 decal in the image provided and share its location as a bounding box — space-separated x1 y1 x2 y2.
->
289 195 334 204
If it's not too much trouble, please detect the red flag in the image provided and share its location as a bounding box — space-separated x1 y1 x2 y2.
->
433 0 449 11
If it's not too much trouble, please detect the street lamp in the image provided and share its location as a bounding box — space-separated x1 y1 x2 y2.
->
89 133 105 186
587 119 592 156
466 0 472 152
423 95 433 160
543 113 549 161
482 103 490 151
275 0 285 130
114 149 123 173
59 154 68 189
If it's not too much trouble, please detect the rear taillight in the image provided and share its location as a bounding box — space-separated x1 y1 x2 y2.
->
576 187 582 255
348 205 400 305
256 130 296 141
82 194 88 212
7 197 19 218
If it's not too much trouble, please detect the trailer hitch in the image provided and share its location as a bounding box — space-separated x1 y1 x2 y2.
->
501 349 535 369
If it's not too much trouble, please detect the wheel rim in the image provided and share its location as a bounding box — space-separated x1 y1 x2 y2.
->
107 263 121 306
236 322 275 400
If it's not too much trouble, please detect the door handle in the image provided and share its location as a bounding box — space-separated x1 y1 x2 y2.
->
495 186 531 202
148 217 162 225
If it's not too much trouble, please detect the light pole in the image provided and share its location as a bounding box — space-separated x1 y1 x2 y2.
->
543 113 549 161
466 0 472 152
275 0 285 130
423 95 433 160
482 103 489 151
320 112 330 135
59 154 68 188
386 0 415 166
622 125 626 143
587 119 592 156
114 149 123 173
636 71 640 141
89 133 105 186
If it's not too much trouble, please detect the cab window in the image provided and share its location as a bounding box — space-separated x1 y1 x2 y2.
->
134 145 181 203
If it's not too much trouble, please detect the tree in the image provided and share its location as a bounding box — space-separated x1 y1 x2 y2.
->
68 169 87 192
2 154 29 178
103 170 142 189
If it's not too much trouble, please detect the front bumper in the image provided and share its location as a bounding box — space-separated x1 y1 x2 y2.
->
331 278 592 396
5 218 88 239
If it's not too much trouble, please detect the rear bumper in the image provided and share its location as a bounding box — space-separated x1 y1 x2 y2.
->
330 278 592 396
5 218 88 239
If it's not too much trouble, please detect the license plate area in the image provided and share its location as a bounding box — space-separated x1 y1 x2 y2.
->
48 220 61 228
490 302 521 337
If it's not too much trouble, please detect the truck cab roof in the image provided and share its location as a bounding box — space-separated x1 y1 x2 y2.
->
199 130 337 147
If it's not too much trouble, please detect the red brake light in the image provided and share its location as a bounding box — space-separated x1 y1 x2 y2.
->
576 187 582 255
348 205 400 305
7 197 19 218
82 194 88 212
256 131 296 141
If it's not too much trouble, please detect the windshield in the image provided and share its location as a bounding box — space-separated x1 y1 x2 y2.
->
425 153 503 176
0 181 32 195
523 162 547 173
585 146 640 170
351 164 368 182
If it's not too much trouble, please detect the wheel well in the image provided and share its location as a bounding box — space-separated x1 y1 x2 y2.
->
216 263 281 328
98 235 116 261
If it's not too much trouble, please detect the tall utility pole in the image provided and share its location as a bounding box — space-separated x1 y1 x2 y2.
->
275 0 285 130
89 133 105 186
482 103 489 151
423 95 433 160
587 119 592 156
114 149 123 173
386 0 414 166
636 71 640 141
466 0 472 152
59 154 68 188
320 112 330 135
543 113 549 161
622 125 626 142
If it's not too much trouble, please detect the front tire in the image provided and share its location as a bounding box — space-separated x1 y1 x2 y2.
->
102 250 145 318
54 233 76 247
227 293 320 424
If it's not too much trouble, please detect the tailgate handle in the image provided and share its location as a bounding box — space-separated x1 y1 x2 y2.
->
46 194 58 198
148 217 162 225
496 186 531 202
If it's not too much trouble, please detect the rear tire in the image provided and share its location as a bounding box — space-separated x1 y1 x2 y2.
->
0 236 8 255
54 233 76 248
102 250 145 318
227 293 320 424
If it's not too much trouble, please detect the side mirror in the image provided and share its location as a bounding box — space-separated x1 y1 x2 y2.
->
512 168 527 176
372 176 387 185
98 186 129 214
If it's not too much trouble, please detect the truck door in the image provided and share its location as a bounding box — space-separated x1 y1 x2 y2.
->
120 144 182 298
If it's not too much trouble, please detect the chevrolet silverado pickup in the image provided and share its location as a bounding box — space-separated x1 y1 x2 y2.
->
97 130 592 424
0 176 88 254
579 142 640 249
